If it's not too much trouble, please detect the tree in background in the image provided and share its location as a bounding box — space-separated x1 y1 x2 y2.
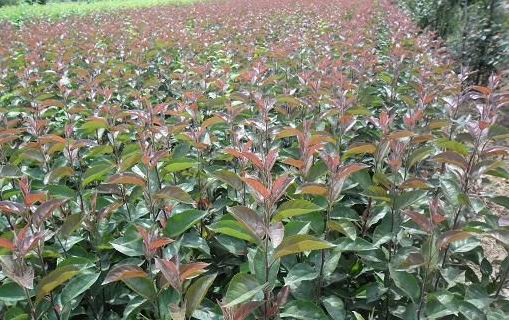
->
402 0 508 84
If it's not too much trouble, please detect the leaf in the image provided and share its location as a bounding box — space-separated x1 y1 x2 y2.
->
36 265 80 302
335 238 376 251
281 300 329 319
212 170 243 191
184 273 217 317
296 183 328 196
0 282 27 303
201 115 225 129
82 163 112 187
0 201 26 215
328 219 357 240
123 276 157 299
165 159 196 173
394 190 426 211
274 235 335 258
59 214 82 237
224 273 267 307
228 206 265 240
405 211 433 233
491 196 509 209
272 199 323 222
60 272 100 303
209 220 258 243
156 186 194 204
241 177 270 201
408 146 435 168
107 173 146 186
343 144 377 159
437 230 472 249
0 164 22 179
390 267 420 303
102 265 148 285
0 238 14 251
165 209 207 237
435 138 469 156
33 199 66 226
44 166 74 184
322 295 346 320
433 151 467 170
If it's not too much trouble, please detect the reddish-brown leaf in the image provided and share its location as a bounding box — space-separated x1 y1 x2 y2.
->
107 173 146 186
102 265 148 285
0 201 26 215
296 183 329 196
405 211 433 233
33 199 67 226
179 262 210 281
0 238 14 251
241 177 270 201
437 230 472 249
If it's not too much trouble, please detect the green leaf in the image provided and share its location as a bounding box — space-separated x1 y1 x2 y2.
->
274 235 334 258
165 159 196 173
284 263 319 286
390 267 420 303
82 163 112 187
60 272 100 303
334 238 376 251
272 199 323 222
407 146 435 168
322 295 346 320
209 219 257 243
110 234 144 257
36 265 80 302
491 196 509 209
185 273 217 317
0 164 22 179
123 277 157 300
328 219 357 240
212 170 244 191
0 282 27 302
165 209 207 238
156 186 194 204
281 300 329 320
123 296 147 320
224 273 267 307
58 214 82 238
436 138 469 156
394 190 426 211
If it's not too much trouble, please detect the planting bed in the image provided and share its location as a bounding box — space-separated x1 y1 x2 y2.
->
0 0 508 319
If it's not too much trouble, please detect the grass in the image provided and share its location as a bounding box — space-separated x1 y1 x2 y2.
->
0 0 198 23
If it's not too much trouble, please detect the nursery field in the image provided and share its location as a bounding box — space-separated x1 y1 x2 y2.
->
0 0 508 319
0 0 198 24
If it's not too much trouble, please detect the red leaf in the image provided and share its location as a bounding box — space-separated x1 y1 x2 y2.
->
0 201 26 215
271 174 294 203
241 177 270 202
179 262 209 281
102 265 148 285
0 238 14 251
241 151 264 170
107 173 146 186
33 199 67 226
155 258 181 291
148 238 174 251
405 211 433 233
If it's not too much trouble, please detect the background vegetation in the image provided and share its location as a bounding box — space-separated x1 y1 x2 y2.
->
400 0 509 84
